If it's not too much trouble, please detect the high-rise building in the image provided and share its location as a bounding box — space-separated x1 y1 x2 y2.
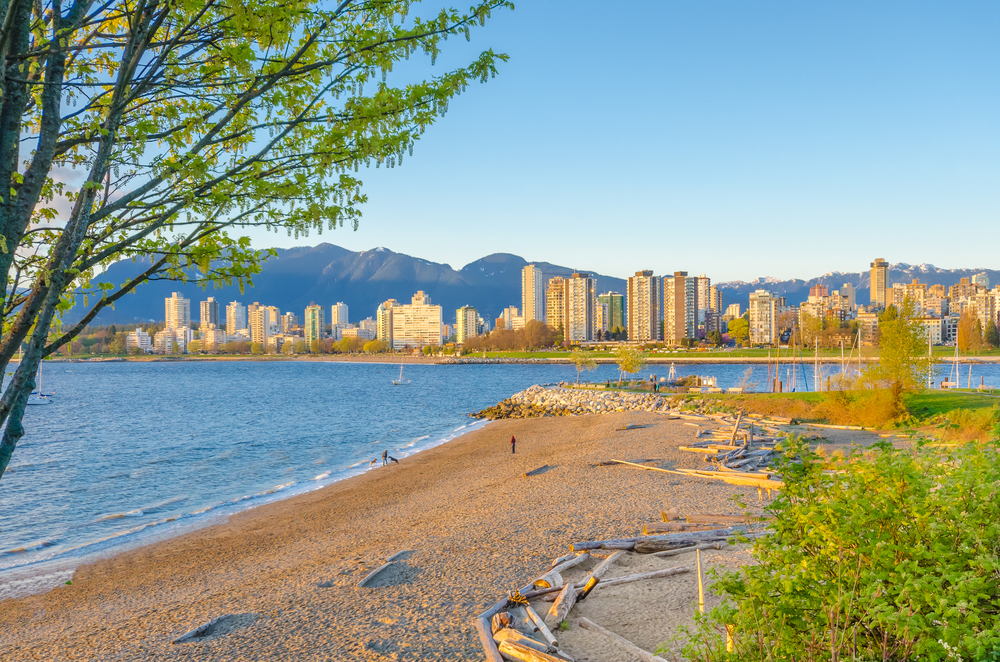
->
709 286 722 313
376 300 398 346
664 272 698 343
596 301 609 333
972 272 991 290
697 274 711 323
841 283 856 310
165 292 191 330
304 304 325 344
456 305 478 344
627 271 660 342
199 297 219 328
390 291 443 349
248 303 271 345
521 265 545 322
226 301 247 335
281 312 299 333
870 258 889 308
266 305 281 334
725 303 741 318
598 292 625 332
564 273 596 343
748 290 778 345
497 305 523 331
331 302 349 326
546 276 566 332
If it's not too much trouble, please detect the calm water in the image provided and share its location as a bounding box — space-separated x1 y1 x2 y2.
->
1 360 997 574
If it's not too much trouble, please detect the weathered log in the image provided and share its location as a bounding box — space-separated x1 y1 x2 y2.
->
651 542 726 557
569 539 635 552
524 604 558 648
686 513 772 524
357 562 393 588
729 410 744 446
642 522 727 535
493 629 551 655
545 582 578 627
533 570 563 590
573 528 737 553
475 616 505 662
634 537 730 554
578 617 669 662
583 549 623 584
548 553 575 570
550 552 590 575
595 566 690 589
498 640 566 662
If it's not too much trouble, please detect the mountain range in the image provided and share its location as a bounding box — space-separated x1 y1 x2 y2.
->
71 244 997 326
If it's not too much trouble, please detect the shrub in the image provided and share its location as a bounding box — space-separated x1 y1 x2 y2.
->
676 435 1000 662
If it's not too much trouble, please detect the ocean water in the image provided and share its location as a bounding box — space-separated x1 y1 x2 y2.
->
1 359 997 576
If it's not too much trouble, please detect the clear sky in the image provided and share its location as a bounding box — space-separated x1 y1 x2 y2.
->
243 1 1000 282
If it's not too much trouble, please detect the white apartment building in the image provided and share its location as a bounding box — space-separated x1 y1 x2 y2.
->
201 325 226 351
153 327 192 353
521 264 545 322
390 291 443 349
564 273 596 343
226 301 247 335
697 274 711 324
341 326 375 340
266 306 281 335
359 317 377 336
456 305 478 344
248 303 271 345
165 292 191 330
377 300 398 346
725 303 741 318
125 329 152 353
748 289 778 345
596 301 609 333
627 270 660 342
331 302 348 326
919 317 943 345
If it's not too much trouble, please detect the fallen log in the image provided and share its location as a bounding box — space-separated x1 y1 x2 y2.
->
475 616 505 662
493 629 552 655
357 562 393 588
583 549 623 583
572 528 737 553
550 552 590 575
569 539 635 552
545 582 578 628
684 514 752 524
532 570 563 590
548 553 575 570
642 522 727 535
578 617 669 662
650 542 726 557
524 604 559 648
498 640 566 662
596 566 690 589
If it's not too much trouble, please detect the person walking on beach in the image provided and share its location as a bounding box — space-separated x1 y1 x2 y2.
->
382 450 388 466
510 435 516 454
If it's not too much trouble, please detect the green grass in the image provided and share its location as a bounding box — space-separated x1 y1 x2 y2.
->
902 390 1000 419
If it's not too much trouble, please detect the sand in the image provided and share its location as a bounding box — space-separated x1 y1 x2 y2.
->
0 411 780 661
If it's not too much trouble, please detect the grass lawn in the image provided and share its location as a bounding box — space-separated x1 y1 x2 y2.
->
903 390 1000 419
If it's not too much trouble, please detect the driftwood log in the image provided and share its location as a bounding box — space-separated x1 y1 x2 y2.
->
651 542 726 558
533 570 564 590
545 583 578 627
357 562 393 588
497 640 566 662
572 528 739 553
493 628 552 655
641 522 727 535
578 617 669 662
595 566 689 589
550 552 590 575
524 604 559 648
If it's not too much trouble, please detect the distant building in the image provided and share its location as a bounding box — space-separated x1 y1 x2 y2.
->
266 306 281 335
919 317 943 345
748 290 778 345
341 326 375 340
201 325 226 351
856 311 880 347
627 271 660 343
870 258 889 308
809 284 829 299
200 297 219 328
598 292 625 332
456 306 478 344
697 274 711 324
376 300 398 346
304 304 325 344
153 327 192 354
664 271 698 343
226 301 247 335
359 317 377 336
390 291 443 349
247 303 271 346
165 292 191 330
522 265 545 322
708 285 722 313
972 272 991 290
546 276 566 332
125 329 152 353
331 302 348 326
497 305 522 331
840 283 856 310
564 273 596 343
725 303 741 318
281 312 299 333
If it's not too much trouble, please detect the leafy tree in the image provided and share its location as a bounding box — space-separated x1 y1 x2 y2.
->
108 338 126 355
866 298 934 414
129 347 143 356
281 341 295 355
613 346 647 385
108 325 117 338
727 318 750 346
310 340 320 354
171 342 180 355
363 340 388 353
986 318 1000 348
706 330 723 346
957 309 984 355
187 340 202 354
250 342 264 355
295 340 309 354
0 0 512 481
568 349 597 384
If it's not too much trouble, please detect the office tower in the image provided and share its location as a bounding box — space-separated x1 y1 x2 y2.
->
304 304 325 344
266 306 281 334
456 306 478 344
389 291 443 349
597 292 625 332
664 271 698 342
249 303 271 345
377 300 398 345
226 301 247 335
331 302 349 326
521 264 545 322
870 258 889 308
841 283 856 310
563 273 596 343
164 292 191 330
199 297 219 328
546 276 566 332
748 290 778 344
627 271 660 342
281 312 298 333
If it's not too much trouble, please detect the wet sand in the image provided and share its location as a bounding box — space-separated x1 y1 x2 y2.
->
0 412 770 661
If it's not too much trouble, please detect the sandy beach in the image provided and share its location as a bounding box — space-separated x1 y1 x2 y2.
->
0 411 779 661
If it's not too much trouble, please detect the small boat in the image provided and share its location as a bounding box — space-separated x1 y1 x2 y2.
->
392 363 410 386
27 361 52 405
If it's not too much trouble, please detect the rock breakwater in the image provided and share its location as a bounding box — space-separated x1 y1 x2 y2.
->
472 385 675 420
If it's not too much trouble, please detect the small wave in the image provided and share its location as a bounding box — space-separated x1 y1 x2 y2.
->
1 541 56 556
93 509 144 522
312 471 331 481
453 425 467 431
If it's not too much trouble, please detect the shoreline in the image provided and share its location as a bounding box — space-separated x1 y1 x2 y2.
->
0 411 772 661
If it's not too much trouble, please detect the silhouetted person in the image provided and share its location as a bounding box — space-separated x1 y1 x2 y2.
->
382 450 388 466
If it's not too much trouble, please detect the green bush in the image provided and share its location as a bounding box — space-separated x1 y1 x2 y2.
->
677 434 1000 661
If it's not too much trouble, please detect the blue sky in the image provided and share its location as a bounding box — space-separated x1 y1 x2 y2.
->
245 1 1000 282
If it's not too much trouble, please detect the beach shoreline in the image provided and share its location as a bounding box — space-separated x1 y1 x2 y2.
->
0 411 770 661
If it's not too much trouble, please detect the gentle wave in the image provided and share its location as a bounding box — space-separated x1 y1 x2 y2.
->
312 471 331 481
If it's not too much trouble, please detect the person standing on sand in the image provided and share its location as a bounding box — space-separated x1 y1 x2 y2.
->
382 450 388 466
510 435 516 454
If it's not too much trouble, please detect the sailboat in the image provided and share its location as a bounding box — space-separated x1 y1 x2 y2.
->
27 360 51 405
392 363 410 386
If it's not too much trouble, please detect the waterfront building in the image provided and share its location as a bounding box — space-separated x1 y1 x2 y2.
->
497 305 522 331
226 301 247 335
304 304 325 344
389 291 443 349
331 302 348 326
627 271 660 342
341 326 375 340
596 301 609 333
125 329 152 353
748 289 778 345
709 285 722 314
153 327 192 354
201 325 226 351
359 317 377 336
377 300 398 346
456 305 478 344
870 258 889 308
265 306 281 335
521 265 545 322
563 273 596 343
200 297 219 328
919 317 944 345
165 292 191 330
664 271 698 343
281 312 299 333
248 303 272 346
597 292 625 332
546 277 566 332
